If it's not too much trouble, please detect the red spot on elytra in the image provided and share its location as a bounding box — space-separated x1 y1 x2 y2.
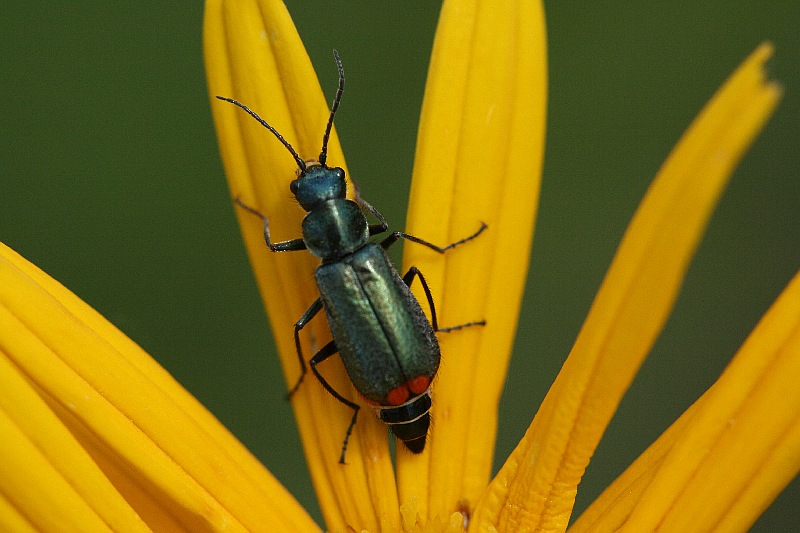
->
386 385 410 406
408 375 430 395
385 376 432 406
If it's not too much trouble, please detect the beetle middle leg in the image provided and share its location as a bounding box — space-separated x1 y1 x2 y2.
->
357 194 487 251
379 221 488 254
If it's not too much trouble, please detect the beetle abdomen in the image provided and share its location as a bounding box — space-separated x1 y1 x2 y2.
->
378 392 432 453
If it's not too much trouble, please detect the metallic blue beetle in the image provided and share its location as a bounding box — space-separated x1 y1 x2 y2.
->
218 51 485 463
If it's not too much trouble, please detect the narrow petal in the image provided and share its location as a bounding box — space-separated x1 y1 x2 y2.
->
472 43 782 532
571 268 800 532
634 270 800 531
205 0 400 529
397 0 547 523
0 242 318 531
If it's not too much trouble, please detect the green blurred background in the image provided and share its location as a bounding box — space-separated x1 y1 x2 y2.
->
4 1 799 529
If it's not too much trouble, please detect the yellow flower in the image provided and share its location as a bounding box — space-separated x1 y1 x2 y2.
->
0 1 793 533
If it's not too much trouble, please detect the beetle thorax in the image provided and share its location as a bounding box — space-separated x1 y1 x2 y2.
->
301 198 369 260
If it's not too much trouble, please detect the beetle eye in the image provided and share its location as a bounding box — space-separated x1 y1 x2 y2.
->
290 179 299 194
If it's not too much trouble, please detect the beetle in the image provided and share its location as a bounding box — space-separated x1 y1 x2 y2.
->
217 50 485 463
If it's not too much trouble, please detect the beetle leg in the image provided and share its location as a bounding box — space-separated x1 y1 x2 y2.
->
401 266 440 331
286 297 324 399
234 197 307 252
306 342 361 464
401 266 486 333
380 221 488 254
355 196 389 237
436 320 487 332
286 299 360 464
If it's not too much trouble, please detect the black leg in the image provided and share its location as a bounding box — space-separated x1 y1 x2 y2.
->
306 341 361 464
287 298 324 398
355 196 390 237
380 222 488 254
285 298 360 464
401 266 440 331
286 310 361 464
234 197 307 252
437 320 486 332
400 266 486 333
355 186 487 249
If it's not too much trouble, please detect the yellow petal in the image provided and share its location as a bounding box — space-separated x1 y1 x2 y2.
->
643 269 800 531
204 0 398 529
0 355 147 532
571 268 800 532
398 0 547 522
472 43 781 532
0 242 318 531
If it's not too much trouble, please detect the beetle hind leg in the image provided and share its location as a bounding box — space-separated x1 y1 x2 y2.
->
400 266 486 333
437 320 486 332
286 297 360 463
286 298 324 399
306 340 361 464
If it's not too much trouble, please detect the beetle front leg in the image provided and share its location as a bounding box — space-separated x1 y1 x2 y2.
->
234 197 307 252
355 196 389 237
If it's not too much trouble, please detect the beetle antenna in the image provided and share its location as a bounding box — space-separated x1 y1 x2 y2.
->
215 95 307 172
319 49 345 166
